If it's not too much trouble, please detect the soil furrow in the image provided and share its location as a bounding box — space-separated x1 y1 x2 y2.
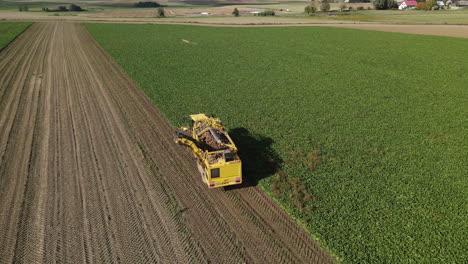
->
0 22 335 264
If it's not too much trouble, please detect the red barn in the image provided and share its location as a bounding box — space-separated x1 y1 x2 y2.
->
398 0 418 9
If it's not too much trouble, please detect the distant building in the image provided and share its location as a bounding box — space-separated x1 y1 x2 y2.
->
457 0 468 6
451 0 468 8
398 0 418 9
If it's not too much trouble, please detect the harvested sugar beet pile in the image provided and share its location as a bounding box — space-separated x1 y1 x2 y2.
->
200 131 223 150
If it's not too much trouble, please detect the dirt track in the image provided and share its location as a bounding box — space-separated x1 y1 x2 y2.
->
0 22 334 263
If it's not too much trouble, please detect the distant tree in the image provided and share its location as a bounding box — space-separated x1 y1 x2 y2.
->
320 0 331 11
134 2 162 8
339 2 348 11
232 8 240 17
157 7 165 17
426 0 438 10
373 0 397 10
19 5 29 11
415 2 427 9
446 0 452 8
58 6 68 12
69 4 85 12
255 10 275 16
305 4 317 15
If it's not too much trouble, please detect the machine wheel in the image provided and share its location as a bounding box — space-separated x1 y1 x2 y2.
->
197 162 207 183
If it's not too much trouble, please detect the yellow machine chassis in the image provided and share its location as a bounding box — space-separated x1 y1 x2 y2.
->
175 114 242 188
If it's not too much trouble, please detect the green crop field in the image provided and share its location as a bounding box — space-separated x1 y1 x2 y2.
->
0 22 30 50
85 23 467 263
0 1 65 10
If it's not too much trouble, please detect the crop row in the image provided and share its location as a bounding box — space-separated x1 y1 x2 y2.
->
86 23 468 263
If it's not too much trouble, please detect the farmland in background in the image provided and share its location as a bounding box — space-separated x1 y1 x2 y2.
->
2 0 468 24
0 22 30 49
85 24 467 263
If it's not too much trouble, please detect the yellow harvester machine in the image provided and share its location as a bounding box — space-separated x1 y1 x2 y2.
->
175 114 242 188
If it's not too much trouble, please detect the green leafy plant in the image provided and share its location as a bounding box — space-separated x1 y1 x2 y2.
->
134 1 162 8
0 23 31 50
69 4 85 12
373 0 398 9
339 2 348 11
305 4 318 15
232 8 240 17
320 0 331 11
415 2 427 9
255 10 275 16
157 7 165 17
86 24 468 264
426 0 438 10
18 5 28 11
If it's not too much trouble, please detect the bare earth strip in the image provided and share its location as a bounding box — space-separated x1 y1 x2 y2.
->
322 24 468 39
140 23 468 39
83 21 468 38
133 23 468 38
0 22 334 263
2 13 468 38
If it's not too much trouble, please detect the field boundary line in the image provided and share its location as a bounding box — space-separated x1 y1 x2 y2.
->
0 22 33 54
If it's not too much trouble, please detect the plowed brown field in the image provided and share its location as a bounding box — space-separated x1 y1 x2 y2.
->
0 22 334 263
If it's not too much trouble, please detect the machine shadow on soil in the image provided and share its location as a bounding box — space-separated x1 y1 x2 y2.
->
226 127 283 189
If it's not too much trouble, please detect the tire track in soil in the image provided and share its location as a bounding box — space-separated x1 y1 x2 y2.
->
0 22 335 264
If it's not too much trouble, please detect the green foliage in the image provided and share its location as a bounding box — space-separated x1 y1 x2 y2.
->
0 1 50 10
232 8 240 17
426 0 438 10
304 4 317 15
0 23 31 51
18 5 28 11
373 0 398 9
41 5 85 12
415 2 428 9
255 10 275 16
339 2 347 11
86 23 468 264
414 0 438 10
134 1 162 8
157 7 165 17
69 4 85 12
320 0 331 12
